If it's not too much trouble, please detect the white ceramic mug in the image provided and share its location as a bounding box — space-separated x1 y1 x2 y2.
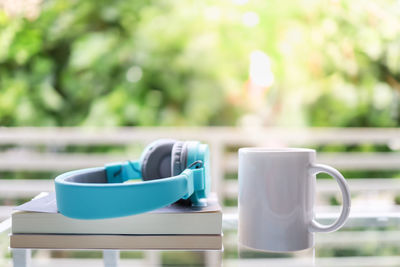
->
238 148 351 252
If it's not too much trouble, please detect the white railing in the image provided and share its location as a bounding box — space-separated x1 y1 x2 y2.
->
1 127 400 266
1 127 400 221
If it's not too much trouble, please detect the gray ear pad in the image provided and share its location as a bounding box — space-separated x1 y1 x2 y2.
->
141 140 176 180
171 141 188 176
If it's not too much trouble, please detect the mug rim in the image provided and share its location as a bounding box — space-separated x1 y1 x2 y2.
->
239 147 315 153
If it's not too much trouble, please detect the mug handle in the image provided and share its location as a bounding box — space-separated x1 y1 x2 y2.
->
308 164 351 233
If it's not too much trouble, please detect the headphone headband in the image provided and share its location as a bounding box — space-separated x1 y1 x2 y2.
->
54 140 210 219
55 165 197 219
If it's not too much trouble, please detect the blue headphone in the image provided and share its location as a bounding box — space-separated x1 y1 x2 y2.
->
55 139 210 219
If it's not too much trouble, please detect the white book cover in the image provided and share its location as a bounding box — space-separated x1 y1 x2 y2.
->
10 234 223 250
12 192 222 235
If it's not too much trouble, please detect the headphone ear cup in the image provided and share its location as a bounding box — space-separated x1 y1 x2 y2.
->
141 140 176 181
171 141 188 176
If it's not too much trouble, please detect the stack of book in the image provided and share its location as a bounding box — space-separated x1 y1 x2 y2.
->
10 193 222 250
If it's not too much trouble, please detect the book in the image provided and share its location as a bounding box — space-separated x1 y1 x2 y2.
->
12 193 222 235
10 234 223 250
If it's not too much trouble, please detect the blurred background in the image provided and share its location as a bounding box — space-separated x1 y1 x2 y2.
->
1 0 399 128
1 0 400 266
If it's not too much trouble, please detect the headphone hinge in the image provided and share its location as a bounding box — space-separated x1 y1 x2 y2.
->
105 161 141 183
105 162 124 183
192 168 205 191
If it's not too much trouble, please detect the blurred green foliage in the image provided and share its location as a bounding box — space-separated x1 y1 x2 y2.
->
0 0 399 127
